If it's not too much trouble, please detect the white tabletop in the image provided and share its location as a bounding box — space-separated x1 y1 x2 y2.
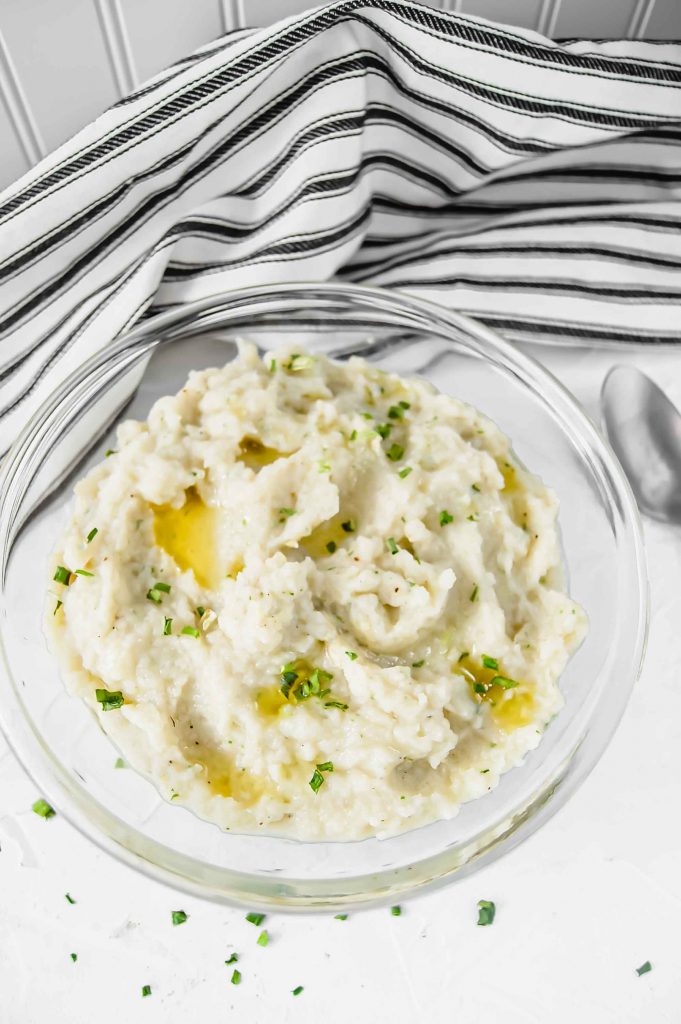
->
1 343 679 1024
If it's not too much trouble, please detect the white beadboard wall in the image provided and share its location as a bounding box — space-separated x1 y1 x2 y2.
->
0 0 679 192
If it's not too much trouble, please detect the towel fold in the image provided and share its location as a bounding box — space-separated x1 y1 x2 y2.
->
0 0 680 453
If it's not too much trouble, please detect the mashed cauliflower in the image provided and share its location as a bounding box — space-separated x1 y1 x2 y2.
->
46 344 586 840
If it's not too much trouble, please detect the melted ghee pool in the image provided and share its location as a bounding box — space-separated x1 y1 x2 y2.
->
256 685 292 717
237 437 287 470
227 559 244 581
187 749 268 805
492 689 536 730
153 488 222 590
497 459 530 530
499 459 518 493
300 515 351 559
256 658 319 717
457 654 536 732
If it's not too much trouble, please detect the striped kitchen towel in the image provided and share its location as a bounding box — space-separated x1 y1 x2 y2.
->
0 0 679 451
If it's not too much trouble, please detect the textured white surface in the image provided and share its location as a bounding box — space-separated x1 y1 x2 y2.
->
1 342 680 1023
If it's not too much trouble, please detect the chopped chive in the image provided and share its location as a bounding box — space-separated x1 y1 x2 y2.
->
375 422 392 439
53 566 71 585
65 893 76 904
324 700 348 711
480 769 490 774
86 527 98 543
472 483 481 492
636 961 652 977
309 769 325 793
246 912 265 926
386 443 404 462
386 537 398 555
318 460 331 474
104 448 116 457
153 581 171 593
195 606 205 617
334 914 348 921
269 358 276 373
256 930 269 947
345 651 358 660
163 617 173 635
171 910 188 926
439 510 453 526
398 466 412 478
341 519 355 533
292 985 303 996
95 688 124 711
225 953 238 965
477 900 496 926
146 588 162 604
70 953 77 962
32 798 55 819
286 353 314 372
473 683 486 695
278 507 295 522
387 404 405 419
390 905 402 916
141 985 152 997
325 540 337 554
470 584 479 602
316 761 334 773
412 659 425 668
467 514 478 522
481 655 498 670
231 969 241 986
490 675 518 689
308 669 333 694
180 626 200 638
114 757 125 769
53 600 63 616
74 569 94 577
280 668 298 698
398 400 410 410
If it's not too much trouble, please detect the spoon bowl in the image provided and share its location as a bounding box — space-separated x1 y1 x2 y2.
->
601 365 681 525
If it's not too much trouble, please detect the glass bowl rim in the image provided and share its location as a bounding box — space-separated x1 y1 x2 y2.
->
0 282 649 911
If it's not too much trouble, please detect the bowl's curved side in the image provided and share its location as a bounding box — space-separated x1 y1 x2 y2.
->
0 283 649 909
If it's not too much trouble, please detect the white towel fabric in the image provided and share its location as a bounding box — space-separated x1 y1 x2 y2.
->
0 0 680 454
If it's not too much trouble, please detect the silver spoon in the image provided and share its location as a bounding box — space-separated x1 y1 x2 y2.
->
601 365 681 524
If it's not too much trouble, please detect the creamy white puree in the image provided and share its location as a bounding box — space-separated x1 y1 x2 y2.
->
46 344 586 840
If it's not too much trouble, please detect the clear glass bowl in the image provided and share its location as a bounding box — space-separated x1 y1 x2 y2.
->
0 284 648 910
